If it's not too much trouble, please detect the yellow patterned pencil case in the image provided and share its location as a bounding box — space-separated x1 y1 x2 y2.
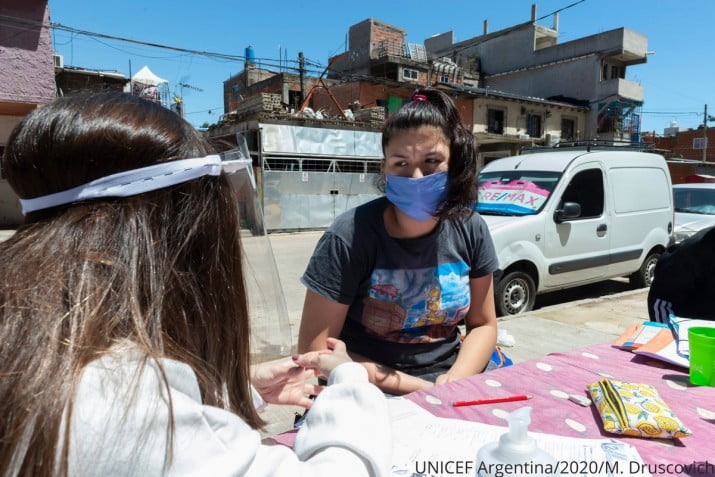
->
586 379 691 439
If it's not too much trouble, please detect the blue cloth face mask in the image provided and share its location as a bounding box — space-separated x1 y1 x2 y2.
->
385 170 449 221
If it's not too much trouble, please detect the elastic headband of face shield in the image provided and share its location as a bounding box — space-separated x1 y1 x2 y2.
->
18 155 223 215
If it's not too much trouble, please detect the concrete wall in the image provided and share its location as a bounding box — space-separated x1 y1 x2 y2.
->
0 115 23 146
596 78 644 103
0 180 22 228
532 28 645 67
424 31 454 54
473 27 646 74
0 114 22 228
472 25 539 73
0 0 55 108
486 55 644 140
487 56 601 101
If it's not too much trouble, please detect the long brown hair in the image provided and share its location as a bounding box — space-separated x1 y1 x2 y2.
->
0 92 261 476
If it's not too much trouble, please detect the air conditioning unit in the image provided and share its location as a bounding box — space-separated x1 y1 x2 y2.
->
53 53 64 68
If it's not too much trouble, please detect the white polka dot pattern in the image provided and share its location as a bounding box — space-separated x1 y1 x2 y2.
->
424 395 442 405
565 419 586 432
492 408 509 420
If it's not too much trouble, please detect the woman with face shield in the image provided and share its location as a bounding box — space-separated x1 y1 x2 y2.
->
0 92 390 476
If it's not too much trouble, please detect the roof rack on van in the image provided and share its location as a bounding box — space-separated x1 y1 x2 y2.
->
521 139 656 154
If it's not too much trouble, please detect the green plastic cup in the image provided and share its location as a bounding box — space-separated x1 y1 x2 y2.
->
689 327 715 387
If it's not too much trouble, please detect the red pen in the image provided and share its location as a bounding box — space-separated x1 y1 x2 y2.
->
452 394 533 407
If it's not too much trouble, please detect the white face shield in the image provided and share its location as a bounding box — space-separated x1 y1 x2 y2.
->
17 143 293 363
220 148 293 363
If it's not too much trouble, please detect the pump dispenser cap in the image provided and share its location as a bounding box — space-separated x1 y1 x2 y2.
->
497 406 538 457
476 406 559 476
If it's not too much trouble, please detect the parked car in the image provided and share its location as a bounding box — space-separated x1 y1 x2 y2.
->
673 183 715 243
477 148 674 316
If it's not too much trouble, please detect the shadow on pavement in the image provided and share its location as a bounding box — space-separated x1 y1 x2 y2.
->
534 278 636 310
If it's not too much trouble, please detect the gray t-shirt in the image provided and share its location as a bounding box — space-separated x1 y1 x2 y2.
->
301 197 498 370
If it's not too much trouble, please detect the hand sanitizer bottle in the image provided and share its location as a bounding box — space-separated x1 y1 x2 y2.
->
475 407 561 477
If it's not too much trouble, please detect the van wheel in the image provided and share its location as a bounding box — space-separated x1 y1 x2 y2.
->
629 252 661 288
495 271 536 316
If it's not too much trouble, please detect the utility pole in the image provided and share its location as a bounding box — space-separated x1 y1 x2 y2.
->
298 52 305 106
704 104 709 163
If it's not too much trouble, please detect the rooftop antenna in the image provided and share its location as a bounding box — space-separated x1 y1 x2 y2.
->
174 81 203 117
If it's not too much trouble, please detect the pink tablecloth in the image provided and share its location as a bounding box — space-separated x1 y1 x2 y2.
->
405 342 715 470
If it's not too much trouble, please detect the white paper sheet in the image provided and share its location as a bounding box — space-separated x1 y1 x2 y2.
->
387 398 650 477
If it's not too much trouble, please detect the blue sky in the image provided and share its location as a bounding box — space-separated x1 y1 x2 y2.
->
48 0 715 134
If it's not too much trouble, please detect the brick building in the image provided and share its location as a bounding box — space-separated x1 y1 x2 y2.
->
640 128 715 184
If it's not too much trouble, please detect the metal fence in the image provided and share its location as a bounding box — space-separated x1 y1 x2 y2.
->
261 156 382 231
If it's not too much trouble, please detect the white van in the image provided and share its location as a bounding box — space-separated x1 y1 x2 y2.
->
477 148 673 316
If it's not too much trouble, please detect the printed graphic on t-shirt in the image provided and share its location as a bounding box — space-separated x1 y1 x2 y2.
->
362 261 470 343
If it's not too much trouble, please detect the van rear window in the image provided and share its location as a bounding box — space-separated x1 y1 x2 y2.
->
610 167 670 213
477 171 561 215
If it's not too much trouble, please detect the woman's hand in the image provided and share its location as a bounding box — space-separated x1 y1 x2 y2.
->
434 373 458 386
250 338 353 408
251 357 324 409
294 337 352 379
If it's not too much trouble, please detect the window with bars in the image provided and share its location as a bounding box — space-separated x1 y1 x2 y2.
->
527 114 542 138
561 118 576 141
487 109 505 134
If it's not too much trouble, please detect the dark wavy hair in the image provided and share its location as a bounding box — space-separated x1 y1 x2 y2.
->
381 87 478 220
0 92 261 476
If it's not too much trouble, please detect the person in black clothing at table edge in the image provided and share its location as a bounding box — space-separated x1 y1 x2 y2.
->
648 225 715 323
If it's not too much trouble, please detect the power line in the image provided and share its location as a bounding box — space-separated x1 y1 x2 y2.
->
185 107 223 115
535 0 586 22
0 13 307 68
641 111 700 115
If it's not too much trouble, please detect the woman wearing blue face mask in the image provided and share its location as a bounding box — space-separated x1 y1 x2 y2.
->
298 88 499 395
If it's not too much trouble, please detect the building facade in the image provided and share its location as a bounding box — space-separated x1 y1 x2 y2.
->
424 6 647 142
0 0 56 225
55 66 129 97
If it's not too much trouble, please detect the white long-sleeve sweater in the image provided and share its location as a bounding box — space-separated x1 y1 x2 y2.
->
67 352 391 476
